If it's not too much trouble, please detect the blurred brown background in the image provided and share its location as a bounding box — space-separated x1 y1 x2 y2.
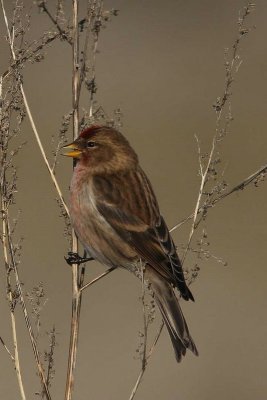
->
1 0 267 399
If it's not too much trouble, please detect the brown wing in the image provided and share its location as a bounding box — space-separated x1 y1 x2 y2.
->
93 167 193 301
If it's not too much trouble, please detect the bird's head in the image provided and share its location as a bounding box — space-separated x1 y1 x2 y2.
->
64 125 138 174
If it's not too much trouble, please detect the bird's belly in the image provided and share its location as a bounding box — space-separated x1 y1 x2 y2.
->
70 187 137 270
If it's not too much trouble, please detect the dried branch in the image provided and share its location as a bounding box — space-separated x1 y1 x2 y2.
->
6 212 52 400
1 0 70 218
129 369 144 400
2 31 61 82
1 205 26 400
21 88 70 216
38 1 72 44
80 266 116 292
174 2 256 251
129 319 164 400
0 335 15 362
181 135 216 264
211 163 267 204
76 0 96 103
128 317 164 400
65 1 82 399
0 58 26 400
42 326 57 398
129 4 257 399
1 2 53 399
51 111 73 174
129 261 157 400
171 162 267 233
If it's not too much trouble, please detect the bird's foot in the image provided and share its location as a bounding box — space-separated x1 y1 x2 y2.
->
65 251 94 265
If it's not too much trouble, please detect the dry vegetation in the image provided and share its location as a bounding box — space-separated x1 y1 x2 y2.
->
0 1 265 399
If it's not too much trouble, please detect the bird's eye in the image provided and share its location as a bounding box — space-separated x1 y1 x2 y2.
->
87 141 96 148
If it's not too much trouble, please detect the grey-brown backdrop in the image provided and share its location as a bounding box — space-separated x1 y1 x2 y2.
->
0 1 267 399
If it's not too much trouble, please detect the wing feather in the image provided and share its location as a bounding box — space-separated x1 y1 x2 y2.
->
93 167 193 300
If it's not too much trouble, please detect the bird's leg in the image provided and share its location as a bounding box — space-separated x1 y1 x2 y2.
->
65 251 94 265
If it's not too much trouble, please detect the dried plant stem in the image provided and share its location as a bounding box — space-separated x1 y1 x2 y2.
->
40 2 71 44
88 1 102 117
129 263 164 400
20 87 70 216
212 163 267 204
1 178 51 399
182 136 216 263
129 368 145 400
128 317 164 400
171 2 256 237
0 17 25 399
1 0 69 218
44 326 57 395
5 211 52 400
130 6 256 398
183 1 255 257
0 335 15 362
2 31 60 82
129 263 147 400
140 266 148 370
64 264 81 400
1 200 26 400
80 266 116 292
76 0 95 103
8 303 26 400
65 2 81 399
128 319 164 400
146 321 164 360
171 162 267 233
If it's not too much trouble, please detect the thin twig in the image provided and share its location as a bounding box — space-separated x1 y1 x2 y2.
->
147 321 164 360
128 261 147 400
181 136 216 264
43 326 57 397
76 0 96 102
2 32 60 82
128 319 164 400
172 2 256 241
65 1 81 399
129 369 145 400
1 208 26 400
171 162 267 233
0 335 15 362
1 0 69 218
89 0 103 117
80 266 116 292
129 5 256 399
211 163 267 204
6 213 52 400
1 203 25 400
40 2 72 44
0 71 26 399
21 88 70 217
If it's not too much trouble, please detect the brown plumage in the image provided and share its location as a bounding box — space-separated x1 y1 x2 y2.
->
66 125 198 362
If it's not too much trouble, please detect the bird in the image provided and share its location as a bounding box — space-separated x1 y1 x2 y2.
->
64 125 198 362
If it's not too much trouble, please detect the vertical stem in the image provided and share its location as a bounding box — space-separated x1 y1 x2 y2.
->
65 1 82 399
72 0 79 138
6 215 52 400
128 369 145 400
2 203 26 400
182 137 216 264
1 0 69 217
128 262 147 400
140 263 147 371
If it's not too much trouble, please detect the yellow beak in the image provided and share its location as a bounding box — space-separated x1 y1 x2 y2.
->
63 143 82 158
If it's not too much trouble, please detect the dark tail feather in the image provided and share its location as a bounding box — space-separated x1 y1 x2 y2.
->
146 267 198 362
